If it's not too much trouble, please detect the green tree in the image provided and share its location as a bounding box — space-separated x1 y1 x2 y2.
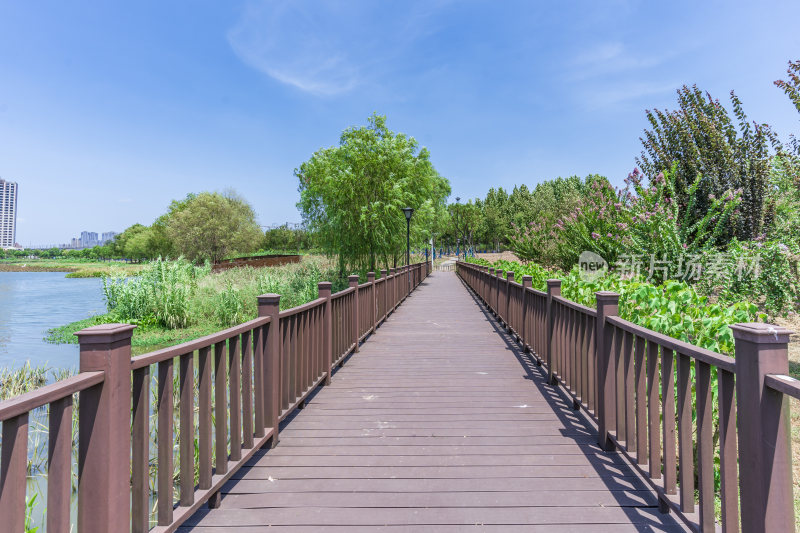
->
296 114 450 272
166 191 262 263
113 224 149 261
637 85 777 242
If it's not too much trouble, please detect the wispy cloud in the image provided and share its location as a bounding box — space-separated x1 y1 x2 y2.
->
569 41 663 81
227 0 450 96
588 81 678 107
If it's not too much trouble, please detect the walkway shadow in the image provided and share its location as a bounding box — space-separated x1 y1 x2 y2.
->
456 276 688 532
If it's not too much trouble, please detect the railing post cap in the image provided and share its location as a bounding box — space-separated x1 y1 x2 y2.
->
74 323 136 344
348 274 359 282
546 279 561 288
257 293 281 305
318 281 332 289
488 267 495 273
380 269 387 275
730 322 793 344
506 272 514 280
366 271 375 280
522 275 532 281
595 291 619 302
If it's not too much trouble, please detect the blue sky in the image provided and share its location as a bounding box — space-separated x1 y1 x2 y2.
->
1 0 798 245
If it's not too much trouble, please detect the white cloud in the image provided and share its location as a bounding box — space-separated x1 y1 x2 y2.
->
227 0 449 96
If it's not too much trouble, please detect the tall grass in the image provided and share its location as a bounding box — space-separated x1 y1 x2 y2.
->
103 258 210 329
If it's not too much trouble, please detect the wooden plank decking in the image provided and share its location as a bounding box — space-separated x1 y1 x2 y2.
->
181 271 686 532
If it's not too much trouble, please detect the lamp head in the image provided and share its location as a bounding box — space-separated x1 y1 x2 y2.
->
402 207 414 221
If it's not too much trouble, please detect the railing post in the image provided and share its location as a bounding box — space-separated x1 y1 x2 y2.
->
595 291 619 452
75 324 136 532
505 272 514 333
488 268 495 313
521 275 532 351
495 270 505 323
380 269 388 319
732 323 794 533
367 272 376 333
389 268 396 310
545 280 561 386
349 275 359 353
258 293 281 446
319 282 333 384
482 266 488 303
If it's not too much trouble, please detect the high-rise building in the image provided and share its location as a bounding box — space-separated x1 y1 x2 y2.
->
0 178 18 249
80 231 99 248
101 231 117 244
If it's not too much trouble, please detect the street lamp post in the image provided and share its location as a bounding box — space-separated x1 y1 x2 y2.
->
402 208 414 294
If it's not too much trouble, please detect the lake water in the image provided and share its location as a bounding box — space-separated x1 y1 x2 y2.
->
0 272 106 370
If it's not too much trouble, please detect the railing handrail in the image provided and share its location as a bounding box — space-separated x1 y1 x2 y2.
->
131 316 272 369
331 286 356 300
278 296 326 318
0 370 105 421
606 314 735 372
551 293 597 317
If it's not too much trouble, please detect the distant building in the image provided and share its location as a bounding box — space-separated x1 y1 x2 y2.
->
80 231 99 248
0 178 18 249
101 231 117 244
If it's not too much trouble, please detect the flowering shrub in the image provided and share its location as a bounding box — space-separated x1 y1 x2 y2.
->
623 166 741 282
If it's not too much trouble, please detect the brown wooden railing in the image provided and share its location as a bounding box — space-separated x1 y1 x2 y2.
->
0 261 430 533
457 260 794 533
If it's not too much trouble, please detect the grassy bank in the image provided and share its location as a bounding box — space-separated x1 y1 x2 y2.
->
45 255 348 354
0 257 144 277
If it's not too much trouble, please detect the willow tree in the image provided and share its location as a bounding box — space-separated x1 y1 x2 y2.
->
296 114 450 273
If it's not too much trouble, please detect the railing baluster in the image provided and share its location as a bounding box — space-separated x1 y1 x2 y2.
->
614 327 624 445
242 329 254 449
662 347 677 496
588 316 596 412
624 330 634 451
229 335 242 461
131 366 150 533
214 341 228 477
677 351 694 511
252 322 265 438
47 396 72 532
696 360 713 530
0 412 28 532
281 318 289 411
198 345 212 489
634 335 647 466
157 357 174 525
647 341 660 479
179 351 195 506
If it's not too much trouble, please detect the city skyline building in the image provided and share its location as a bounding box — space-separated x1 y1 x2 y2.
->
0 178 18 249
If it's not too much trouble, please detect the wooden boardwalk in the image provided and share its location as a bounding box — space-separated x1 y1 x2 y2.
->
182 271 686 532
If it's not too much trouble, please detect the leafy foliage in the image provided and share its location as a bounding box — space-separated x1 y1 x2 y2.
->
637 85 777 242
166 191 263 263
296 114 450 273
466 257 762 355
